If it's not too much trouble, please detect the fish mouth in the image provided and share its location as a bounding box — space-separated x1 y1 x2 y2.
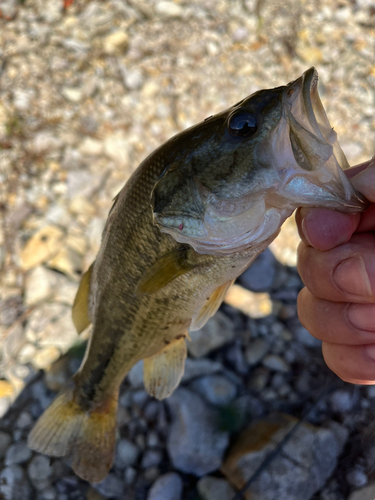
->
282 67 368 212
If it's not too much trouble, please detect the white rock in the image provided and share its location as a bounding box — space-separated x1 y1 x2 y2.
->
29 132 62 154
197 476 235 500
155 1 184 17
121 68 144 91
147 472 183 500
104 132 130 167
61 88 83 103
79 137 103 156
188 312 235 358
103 31 129 54
24 266 54 305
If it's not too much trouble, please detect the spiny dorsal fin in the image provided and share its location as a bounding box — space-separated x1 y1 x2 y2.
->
190 280 234 331
143 336 187 400
72 263 94 334
136 248 195 295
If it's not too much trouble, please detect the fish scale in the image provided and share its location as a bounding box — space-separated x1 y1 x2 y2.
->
28 68 367 483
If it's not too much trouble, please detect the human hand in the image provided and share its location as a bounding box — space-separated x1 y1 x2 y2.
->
296 158 375 384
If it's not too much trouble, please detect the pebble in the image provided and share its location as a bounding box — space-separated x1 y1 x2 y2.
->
116 439 141 468
155 1 185 17
348 482 375 500
239 249 277 292
224 285 273 319
182 358 223 383
245 338 270 366
191 375 237 406
188 311 235 358
197 476 235 500
103 31 129 54
0 431 12 458
141 449 163 469
347 467 368 488
28 455 53 483
15 411 33 429
5 441 32 465
127 360 144 388
167 388 229 476
124 466 137 485
24 266 54 305
222 414 348 500
330 389 355 413
293 326 322 348
262 354 290 372
20 226 64 271
0 465 31 500
147 472 183 500
94 473 125 498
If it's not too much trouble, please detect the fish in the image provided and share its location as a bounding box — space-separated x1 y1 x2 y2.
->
28 67 367 483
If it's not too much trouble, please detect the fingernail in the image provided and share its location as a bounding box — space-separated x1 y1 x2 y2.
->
348 304 375 331
333 255 372 297
301 214 313 247
365 345 375 361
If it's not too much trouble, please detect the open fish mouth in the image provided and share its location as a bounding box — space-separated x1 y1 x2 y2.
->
282 67 368 212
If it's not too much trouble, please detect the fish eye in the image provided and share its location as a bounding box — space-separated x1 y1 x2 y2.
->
228 112 258 137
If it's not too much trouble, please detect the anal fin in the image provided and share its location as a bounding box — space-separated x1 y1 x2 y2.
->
191 280 234 331
72 263 94 334
143 336 187 400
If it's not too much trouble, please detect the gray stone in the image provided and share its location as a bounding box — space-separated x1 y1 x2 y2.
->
0 465 31 500
28 455 53 483
0 431 12 458
116 439 141 468
124 466 137 485
5 441 32 465
245 338 270 366
182 358 223 383
330 389 355 413
127 360 144 388
197 476 235 500
188 312 235 358
222 414 348 500
15 412 33 429
239 249 277 292
147 472 183 500
262 355 290 373
349 483 375 500
294 326 322 348
167 388 229 476
347 467 368 488
191 375 237 406
141 449 163 469
94 473 125 497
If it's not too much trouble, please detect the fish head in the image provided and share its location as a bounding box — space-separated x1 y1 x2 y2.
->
152 68 367 255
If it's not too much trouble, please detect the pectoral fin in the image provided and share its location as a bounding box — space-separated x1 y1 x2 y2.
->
136 248 195 295
72 263 94 334
191 280 234 331
143 336 187 400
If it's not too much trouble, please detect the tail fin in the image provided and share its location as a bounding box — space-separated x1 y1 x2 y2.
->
28 390 118 483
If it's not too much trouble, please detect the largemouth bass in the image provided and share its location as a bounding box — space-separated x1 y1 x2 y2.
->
28 68 367 482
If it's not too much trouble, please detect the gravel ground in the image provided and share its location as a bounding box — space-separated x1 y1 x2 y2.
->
0 1 375 499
